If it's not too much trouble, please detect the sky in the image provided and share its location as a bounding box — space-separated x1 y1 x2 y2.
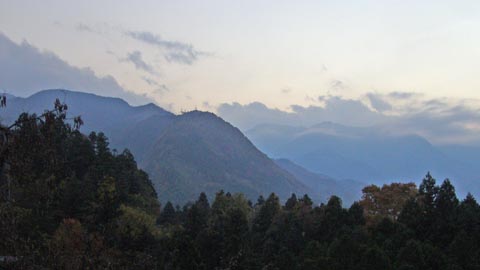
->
1 0 480 144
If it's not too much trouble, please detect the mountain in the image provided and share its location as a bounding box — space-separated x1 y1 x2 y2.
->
246 122 480 197
142 111 310 204
1 90 314 204
274 159 364 206
0 89 175 163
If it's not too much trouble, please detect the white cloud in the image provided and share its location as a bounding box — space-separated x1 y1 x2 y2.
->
218 93 480 146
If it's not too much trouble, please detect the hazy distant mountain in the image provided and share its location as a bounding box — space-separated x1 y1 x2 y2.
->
275 159 364 206
142 111 310 204
246 122 480 197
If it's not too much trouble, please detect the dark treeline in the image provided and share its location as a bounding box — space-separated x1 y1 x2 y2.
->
1 105 480 269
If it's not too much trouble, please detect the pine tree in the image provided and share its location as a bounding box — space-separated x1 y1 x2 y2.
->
158 201 176 224
433 179 459 247
285 193 298 210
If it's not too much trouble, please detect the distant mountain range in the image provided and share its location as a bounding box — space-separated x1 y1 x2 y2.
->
6 89 475 203
245 122 480 198
1 90 340 204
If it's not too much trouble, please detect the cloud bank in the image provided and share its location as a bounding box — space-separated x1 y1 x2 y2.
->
218 93 480 146
0 33 151 105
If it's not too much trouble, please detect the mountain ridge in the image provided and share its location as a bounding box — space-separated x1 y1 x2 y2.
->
142 110 311 203
245 122 480 197
1 89 325 204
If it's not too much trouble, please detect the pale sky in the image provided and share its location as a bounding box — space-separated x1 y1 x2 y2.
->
1 0 480 113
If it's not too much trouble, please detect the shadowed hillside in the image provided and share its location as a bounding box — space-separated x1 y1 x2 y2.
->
143 111 310 204
1 90 322 204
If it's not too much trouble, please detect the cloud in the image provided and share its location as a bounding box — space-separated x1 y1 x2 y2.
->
125 31 207 65
304 95 317 102
218 96 388 131
0 32 150 105
153 85 169 95
330 79 347 91
202 101 214 110
391 98 480 144
366 92 392 112
321 64 328 72
70 26 208 65
140 77 169 95
142 76 158 86
217 102 299 131
281 87 292 94
218 94 480 145
388 91 417 100
123 51 157 75
75 23 94 33
73 22 113 36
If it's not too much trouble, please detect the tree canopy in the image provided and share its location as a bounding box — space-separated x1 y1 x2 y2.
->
1 103 479 269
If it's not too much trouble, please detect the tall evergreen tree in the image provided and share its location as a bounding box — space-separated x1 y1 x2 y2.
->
285 193 298 210
433 179 459 247
158 201 176 224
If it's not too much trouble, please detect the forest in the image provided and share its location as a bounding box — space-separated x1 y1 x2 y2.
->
1 103 479 270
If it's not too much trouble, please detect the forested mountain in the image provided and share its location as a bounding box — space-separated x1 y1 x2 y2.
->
0 90 318 204
6 89 478 205
246 122 480 197
0 105 161 268
1 98 480 269
142 111 309 204
0 89 175 163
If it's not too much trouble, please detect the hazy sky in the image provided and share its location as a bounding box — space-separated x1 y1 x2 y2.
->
2 0 480 113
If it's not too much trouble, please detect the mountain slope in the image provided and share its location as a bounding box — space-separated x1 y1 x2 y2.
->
2 90 315 204
275 159 364 206
246 122 480 197
0 89 175 163
142 111 310 204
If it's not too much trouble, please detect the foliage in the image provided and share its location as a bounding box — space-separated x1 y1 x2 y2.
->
0 105 160 268
360 182 417 226
1 105 479 269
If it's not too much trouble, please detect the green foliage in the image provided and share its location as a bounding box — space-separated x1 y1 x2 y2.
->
116 204 161 241
1 106 479 269
159 201 176 225
0 106 159 268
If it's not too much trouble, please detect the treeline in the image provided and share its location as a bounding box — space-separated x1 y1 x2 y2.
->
1 107 160 268
156 177 479 270
1 106 480 269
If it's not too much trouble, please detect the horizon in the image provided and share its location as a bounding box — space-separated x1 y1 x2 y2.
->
2 1 480 146
5 87 480 147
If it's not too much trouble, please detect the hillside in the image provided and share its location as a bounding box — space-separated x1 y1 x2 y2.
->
142 111 310 204
275 158 364 206
0 89 174 163
246 122 479 197
0 107 161 268
1 90 315 204
2 108 477 269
